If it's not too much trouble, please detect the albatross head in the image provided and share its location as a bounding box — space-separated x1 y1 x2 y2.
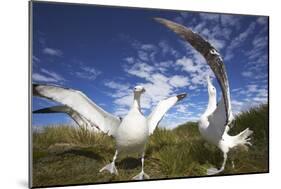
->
207 76 216 97
133 85 146 95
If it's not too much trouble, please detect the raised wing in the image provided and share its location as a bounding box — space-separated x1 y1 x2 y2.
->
147 93 187 135
154 17 233 125
207 99 227 138
33 84 121 136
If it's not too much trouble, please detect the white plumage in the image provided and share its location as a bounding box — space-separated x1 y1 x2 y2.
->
155 17 253 175
33 84 186 179
199 77 253 175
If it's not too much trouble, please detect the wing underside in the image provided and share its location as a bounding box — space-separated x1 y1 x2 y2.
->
154 18 233 125
147 94 186 135
33 84 121 136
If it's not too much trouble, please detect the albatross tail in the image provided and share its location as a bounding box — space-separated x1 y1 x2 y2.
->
225 128 253 149
207 128 253 175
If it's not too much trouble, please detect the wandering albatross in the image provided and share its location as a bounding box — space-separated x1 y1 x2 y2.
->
155 18 253 175
33 84 186 179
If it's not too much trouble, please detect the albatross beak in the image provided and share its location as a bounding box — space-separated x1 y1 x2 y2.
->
154 17 232 125
177 93 187 101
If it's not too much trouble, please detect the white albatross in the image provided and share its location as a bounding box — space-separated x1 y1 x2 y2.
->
200 77 253 175
154 18 253 175
33 84 187 179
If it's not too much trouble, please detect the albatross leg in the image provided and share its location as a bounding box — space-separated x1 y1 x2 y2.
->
99 150 118 175
132 152 150 180
207 152 228 175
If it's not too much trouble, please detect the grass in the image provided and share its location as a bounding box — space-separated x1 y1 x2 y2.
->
32 104 268 187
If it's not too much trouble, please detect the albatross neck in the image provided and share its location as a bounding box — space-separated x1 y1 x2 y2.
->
132 93 142 111
203 94 217 117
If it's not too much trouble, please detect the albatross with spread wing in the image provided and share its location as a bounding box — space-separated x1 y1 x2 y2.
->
155 17 253 175
33 84 186 179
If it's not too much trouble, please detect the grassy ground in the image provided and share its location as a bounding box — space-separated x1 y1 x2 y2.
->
32 104 268 187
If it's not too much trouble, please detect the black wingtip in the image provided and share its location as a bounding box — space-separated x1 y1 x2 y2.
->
33 83 40 96
177 93 187 101
32 106 54 114
33 109 45 114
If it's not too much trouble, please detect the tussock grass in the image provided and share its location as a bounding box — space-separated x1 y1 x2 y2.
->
32 104 268 187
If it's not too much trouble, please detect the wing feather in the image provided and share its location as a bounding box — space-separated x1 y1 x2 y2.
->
33 105 98 131
33 84 120 136
154 17 233 125
147 94 186 135
207 99 227 138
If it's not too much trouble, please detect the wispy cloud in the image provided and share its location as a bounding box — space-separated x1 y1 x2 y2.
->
231 83 268 114
32 55 40 62
169 75 190 88
225 22 256 61
32 73 58 83
43 47 63 56
32 68 66 84
40 68 65 81
73 65 101 81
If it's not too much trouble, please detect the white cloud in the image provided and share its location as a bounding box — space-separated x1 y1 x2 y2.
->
199 13 220 22
32 68 65 84
230 83 268 114
176 56 200 73
256 17 268 25
252 35 268 49
105 81 130 90
32 73 58 83
104 81 131 98
247 84 258 93
138 50 149 61
169 75 189 88
225 22 256 61
158 40 179 57
140 44 157 51
208 38 225 50
114 94 134 109
32 55 40 62
40 68 65 82
220 14 241 29
125 62 154 79
74 66 101 80
241 71 253 77
124 57 134 64
43 47 63 56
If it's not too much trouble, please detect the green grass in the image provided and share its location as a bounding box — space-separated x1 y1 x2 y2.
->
32 104 268 187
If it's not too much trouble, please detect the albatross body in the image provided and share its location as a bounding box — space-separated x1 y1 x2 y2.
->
115 107 148 154
155 17 253 175
33 84 186 180
199 77 253 175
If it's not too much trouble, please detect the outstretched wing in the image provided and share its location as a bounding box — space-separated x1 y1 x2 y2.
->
147 94 187 135
154 17 233 125
207 99 227 138
33 84 121 136
33 105 98 131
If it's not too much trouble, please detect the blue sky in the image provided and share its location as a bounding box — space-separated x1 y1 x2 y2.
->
32 2 268 129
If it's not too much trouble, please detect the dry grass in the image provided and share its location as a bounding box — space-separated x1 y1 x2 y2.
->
32 104 268 187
